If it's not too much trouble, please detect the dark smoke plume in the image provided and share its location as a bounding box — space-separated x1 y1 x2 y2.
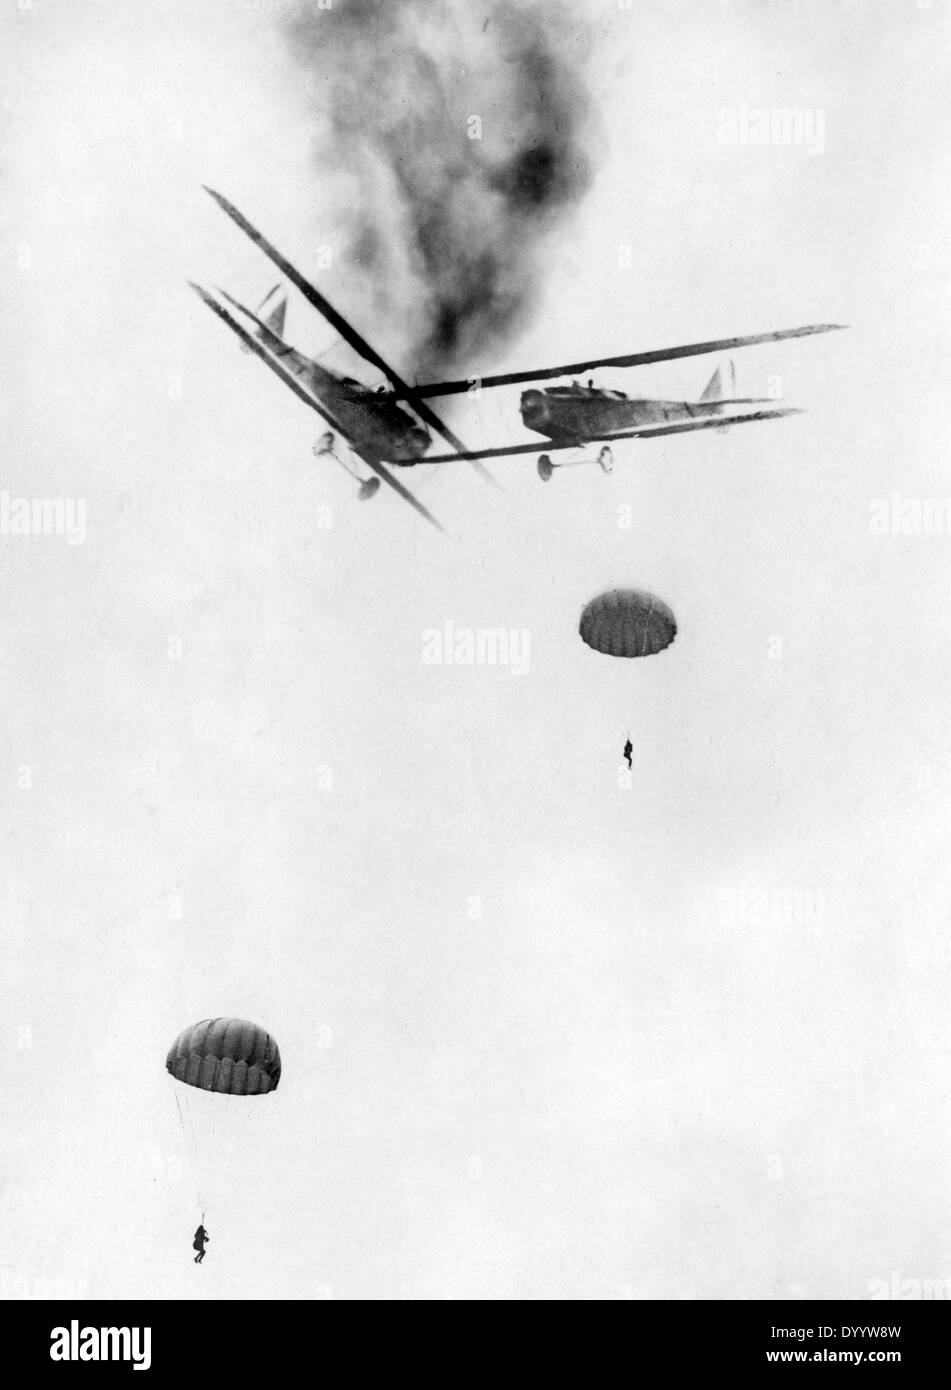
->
283 0 597 379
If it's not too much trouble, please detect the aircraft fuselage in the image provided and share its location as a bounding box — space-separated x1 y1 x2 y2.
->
250 330 431 465
520 383 720 443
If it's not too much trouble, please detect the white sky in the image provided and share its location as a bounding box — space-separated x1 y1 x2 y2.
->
1 0 950 1300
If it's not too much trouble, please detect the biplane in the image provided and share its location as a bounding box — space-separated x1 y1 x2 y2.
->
191 188 843 530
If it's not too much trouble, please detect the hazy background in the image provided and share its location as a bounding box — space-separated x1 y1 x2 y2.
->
1 0 949 1300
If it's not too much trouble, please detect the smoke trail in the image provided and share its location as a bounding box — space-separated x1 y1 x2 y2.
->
283 0 597 379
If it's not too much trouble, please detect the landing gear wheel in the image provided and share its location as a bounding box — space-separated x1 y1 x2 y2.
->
598 445 614 474
358 478 381 501
313 431 335 457
537 453 554 482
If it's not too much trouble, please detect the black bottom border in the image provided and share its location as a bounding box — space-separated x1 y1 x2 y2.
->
1 1297 944 1375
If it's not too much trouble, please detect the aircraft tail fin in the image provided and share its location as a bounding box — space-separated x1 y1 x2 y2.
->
699 358 736 413
258 284 287 339
238 284 288 353
262 296 286 339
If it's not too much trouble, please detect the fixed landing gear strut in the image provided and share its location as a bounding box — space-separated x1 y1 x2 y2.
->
537 444 614 482
313 432 381 500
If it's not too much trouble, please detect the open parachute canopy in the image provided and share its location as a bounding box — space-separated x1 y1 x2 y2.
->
166 1018 281 1096
579 588 677 658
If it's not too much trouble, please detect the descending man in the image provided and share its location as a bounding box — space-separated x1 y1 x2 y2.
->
623 737 633 770
193 1224 210 1264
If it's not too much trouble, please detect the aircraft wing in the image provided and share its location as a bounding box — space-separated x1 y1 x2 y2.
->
422 407 802 463
414 324 845 397
189 281 446 533
203 187 499 491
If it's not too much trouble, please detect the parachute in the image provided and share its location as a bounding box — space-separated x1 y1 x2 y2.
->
579 588 677 659
166 1018 281 1096
167 1019 281 1221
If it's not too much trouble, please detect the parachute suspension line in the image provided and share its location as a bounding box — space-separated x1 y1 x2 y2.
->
185 1095 204 1213
185 1093 202 1178
175 1091 204 1213
176 1090 205 1214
